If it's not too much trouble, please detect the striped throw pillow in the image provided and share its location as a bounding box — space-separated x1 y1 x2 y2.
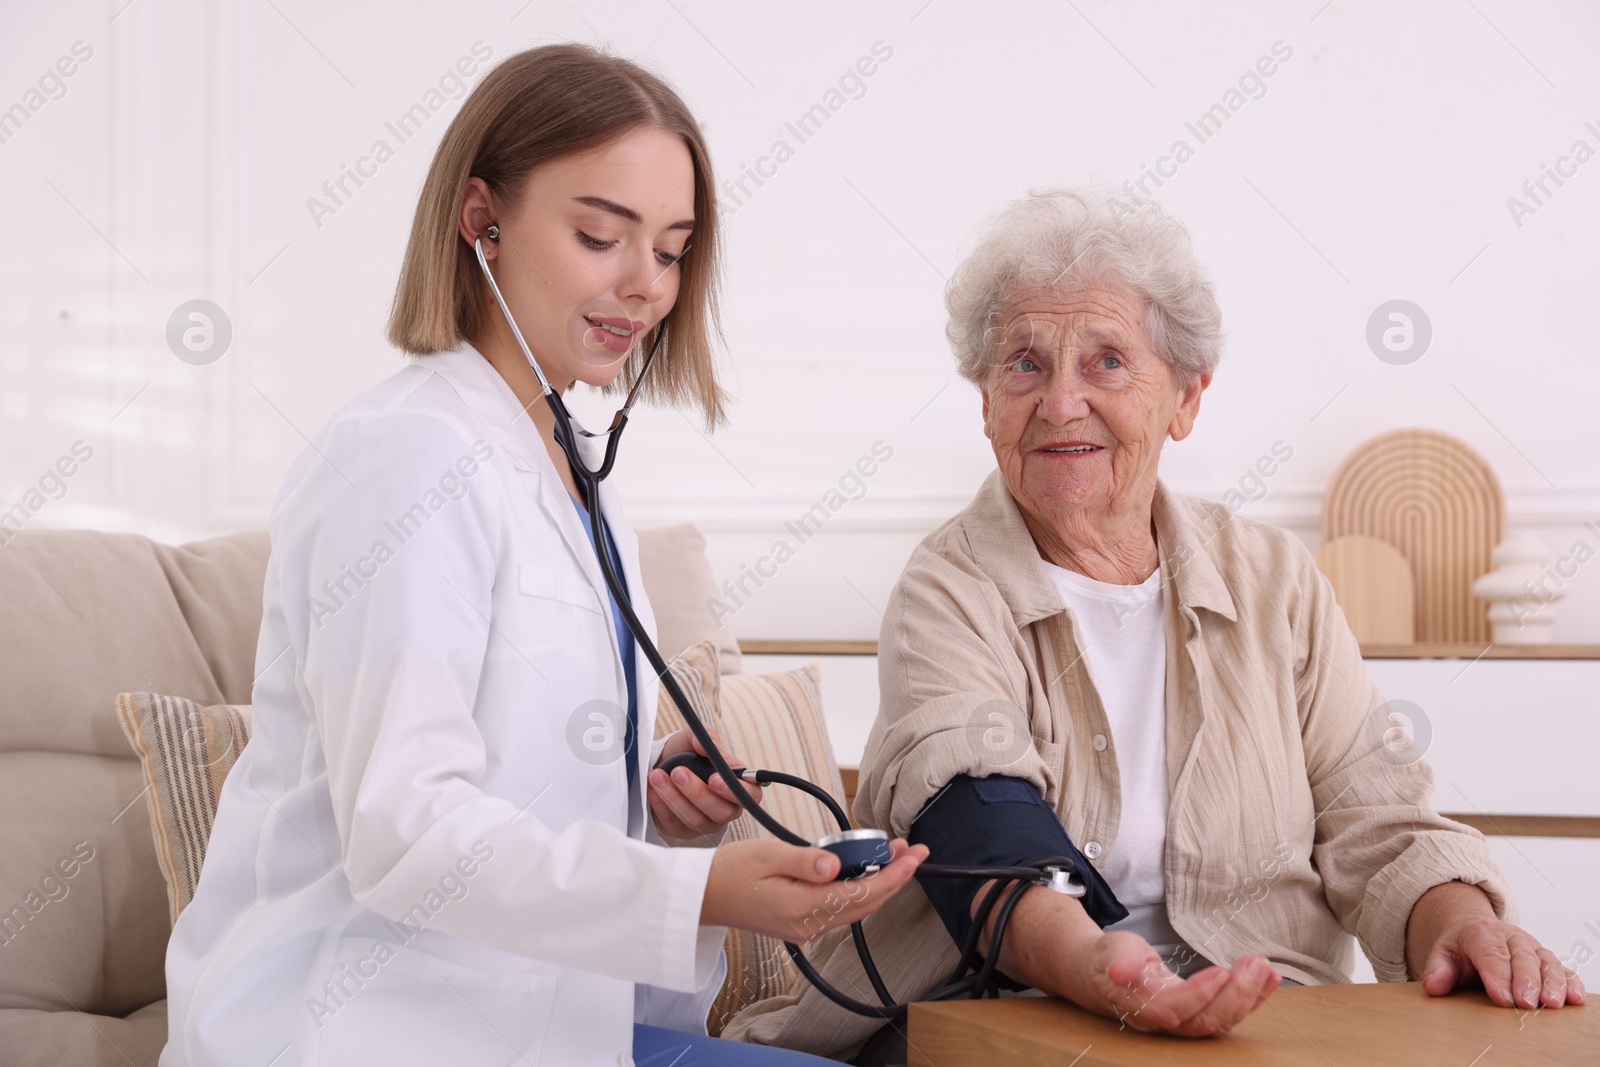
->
114 692 252 926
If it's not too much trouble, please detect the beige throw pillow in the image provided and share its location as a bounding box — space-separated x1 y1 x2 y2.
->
636 523 743 674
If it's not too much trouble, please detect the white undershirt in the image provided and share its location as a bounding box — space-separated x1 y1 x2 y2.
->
1042 560 1202 974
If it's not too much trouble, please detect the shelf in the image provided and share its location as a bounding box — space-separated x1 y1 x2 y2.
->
740 639 878 656
1360 643 1600 660
743 639 1600 660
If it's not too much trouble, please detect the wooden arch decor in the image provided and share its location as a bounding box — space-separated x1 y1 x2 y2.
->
1321 428 1505 643
1313 535 1417 644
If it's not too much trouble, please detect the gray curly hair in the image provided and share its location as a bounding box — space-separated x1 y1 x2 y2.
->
944 188 1222 389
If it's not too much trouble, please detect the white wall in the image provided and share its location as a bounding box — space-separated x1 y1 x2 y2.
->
4 0 1599 643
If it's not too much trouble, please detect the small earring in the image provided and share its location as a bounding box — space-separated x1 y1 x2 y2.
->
484 223 500 241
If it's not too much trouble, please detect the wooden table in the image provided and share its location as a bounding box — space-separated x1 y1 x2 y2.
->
907 982 1594 1065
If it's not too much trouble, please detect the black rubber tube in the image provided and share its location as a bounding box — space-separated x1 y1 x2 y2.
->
971 880 1035 999
549 396 809 847
540 390 1088 1019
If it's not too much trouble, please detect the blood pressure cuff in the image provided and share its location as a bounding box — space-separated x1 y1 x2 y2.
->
908 774 1129 991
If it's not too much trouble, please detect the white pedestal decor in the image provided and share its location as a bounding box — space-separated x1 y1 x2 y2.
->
1471 532 1564 644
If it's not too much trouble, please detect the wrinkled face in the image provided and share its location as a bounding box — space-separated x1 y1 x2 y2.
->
479 126 695 389
979 284 1206 522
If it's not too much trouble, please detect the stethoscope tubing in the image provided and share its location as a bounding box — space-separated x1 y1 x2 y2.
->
472 230 1074 1018
473 230 805 845
559 389 1075 1019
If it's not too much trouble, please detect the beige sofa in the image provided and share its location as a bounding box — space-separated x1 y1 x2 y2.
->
0 525 754 1066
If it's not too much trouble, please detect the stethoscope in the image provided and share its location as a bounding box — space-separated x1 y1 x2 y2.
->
473 224 1087 1017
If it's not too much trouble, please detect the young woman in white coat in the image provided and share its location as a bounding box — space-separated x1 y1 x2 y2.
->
160 44 927 1067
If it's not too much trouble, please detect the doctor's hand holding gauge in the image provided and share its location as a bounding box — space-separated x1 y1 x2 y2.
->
158 45 925 1067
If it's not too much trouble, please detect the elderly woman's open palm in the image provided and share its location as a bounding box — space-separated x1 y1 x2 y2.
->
1092 933 1280 1037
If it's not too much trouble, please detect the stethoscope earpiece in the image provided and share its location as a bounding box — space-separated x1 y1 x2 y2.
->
484 222 500 242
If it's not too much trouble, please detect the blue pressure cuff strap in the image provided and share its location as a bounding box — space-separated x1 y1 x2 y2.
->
909 774 1130 991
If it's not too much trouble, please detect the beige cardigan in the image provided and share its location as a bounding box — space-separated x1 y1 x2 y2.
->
724 472 1512 1060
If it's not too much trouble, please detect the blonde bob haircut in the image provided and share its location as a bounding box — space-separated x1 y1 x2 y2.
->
387 44 727 427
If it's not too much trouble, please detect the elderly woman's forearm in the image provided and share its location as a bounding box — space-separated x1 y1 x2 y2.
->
970 878 1103 1000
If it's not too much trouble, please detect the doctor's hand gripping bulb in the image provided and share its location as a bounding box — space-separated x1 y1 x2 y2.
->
656 752 892 880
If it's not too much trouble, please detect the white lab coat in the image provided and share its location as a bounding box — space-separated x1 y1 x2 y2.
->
160 341 727 1067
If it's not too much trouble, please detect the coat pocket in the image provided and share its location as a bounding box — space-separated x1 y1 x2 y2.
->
313 935 558 1065
518 561 603 614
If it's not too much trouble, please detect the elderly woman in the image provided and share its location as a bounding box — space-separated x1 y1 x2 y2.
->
724 188 1584 1063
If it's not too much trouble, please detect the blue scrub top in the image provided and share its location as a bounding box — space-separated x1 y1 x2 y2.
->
569 494 638 793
